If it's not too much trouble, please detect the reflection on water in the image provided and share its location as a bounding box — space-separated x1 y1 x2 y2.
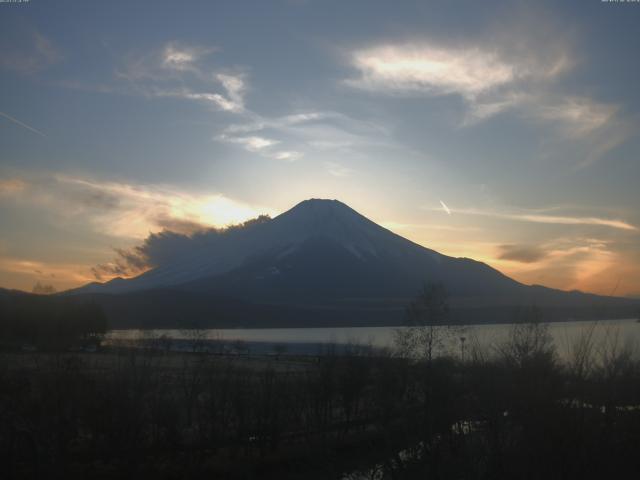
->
106 319 640 360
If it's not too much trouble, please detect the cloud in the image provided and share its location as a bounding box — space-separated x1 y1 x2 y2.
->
0 256 95 288
222 111 335 135
464 93 623 157
217 134 279 151
0 31 62 74
491 237 635 295
152 215 211 235
342 31 630 167
91 246 149 280
216 133 304 161
571 248 640 297
92 230 196 279
91 214 272 281
180 91 238 111
462 92 529 125
531 96 618 137
177 73 247 112
118 41 214 81
380 222 480 233
114 42 247 113
216 109 391 161
215 73 246 111
508 213 636 231
148 72 246 113
109 42 393 162
345 36 572 106
524 95 628 168
325 162 353 178
55 174 276 239
0 178 27 195
430 206 637 232
221 109 392 149
1 171 277 240
497 244 548 263
346 43 519 98
216 111 337 159
80 40 401 167
269 150 303 162
162 45 197 71
1 171 278 284
343 35 627 157
160 42 217 72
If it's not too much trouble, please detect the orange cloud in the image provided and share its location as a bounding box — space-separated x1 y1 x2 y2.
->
0 256 96 292
0 179 27 195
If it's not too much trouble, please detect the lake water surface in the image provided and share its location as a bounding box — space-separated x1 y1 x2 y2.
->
107 318 640 359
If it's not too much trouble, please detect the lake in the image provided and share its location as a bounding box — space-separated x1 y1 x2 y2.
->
106 318 640 360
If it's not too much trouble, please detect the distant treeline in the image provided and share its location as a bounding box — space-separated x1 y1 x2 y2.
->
70 289 640 330
0 291 107 350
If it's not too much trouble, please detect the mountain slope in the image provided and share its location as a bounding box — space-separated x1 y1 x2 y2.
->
66 199 638 327
78 199 523 297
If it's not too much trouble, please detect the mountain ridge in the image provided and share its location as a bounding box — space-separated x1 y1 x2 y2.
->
71 199 521 296
61 199 638 327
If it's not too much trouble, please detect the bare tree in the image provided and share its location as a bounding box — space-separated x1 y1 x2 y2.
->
499 306 555 368
395 283 452 362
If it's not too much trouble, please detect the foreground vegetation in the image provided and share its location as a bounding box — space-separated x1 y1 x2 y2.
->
1 318 639 479
0 292 107 351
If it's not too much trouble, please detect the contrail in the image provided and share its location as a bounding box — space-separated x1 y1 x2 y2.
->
0 111 47 138
439 200 451 215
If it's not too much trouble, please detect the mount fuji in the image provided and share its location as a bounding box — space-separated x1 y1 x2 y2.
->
67 199 637 328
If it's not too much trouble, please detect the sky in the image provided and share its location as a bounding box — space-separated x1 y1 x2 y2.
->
1 0 639 297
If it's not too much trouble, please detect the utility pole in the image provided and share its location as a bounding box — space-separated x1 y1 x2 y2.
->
460 336 466 362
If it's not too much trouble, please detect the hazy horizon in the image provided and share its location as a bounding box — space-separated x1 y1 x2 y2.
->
1 1 640 297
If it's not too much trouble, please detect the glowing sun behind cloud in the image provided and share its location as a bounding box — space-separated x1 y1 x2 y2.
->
189 195 275 228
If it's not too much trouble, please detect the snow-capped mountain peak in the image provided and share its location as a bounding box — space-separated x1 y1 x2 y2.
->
73 199 479 295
